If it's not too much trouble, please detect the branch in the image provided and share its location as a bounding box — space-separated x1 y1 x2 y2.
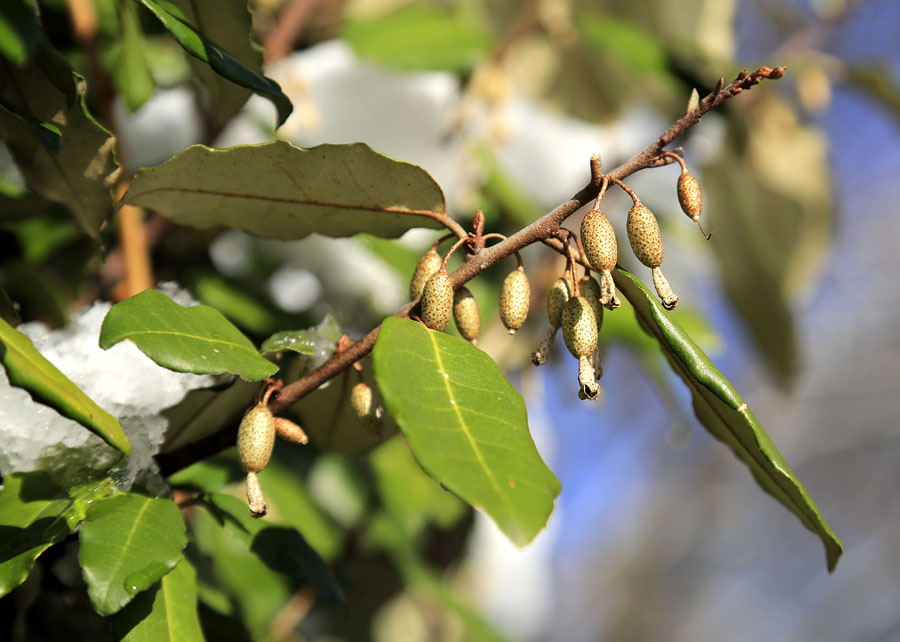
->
158 65 785 471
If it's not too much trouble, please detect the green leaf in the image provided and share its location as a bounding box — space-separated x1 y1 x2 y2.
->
121 140 446 240
372 317 560 546
114 0 155 112
0 316 130 454
167 0 263 128
78 493 188 616
136 0 292 127
0 472 74 598
112 559 205 642
99 289 278 381
614 267 843 572
258 330 317 356
370 436 466 536
200 492 343 604
0 0 39 65
342 3 492 72
0 43 116 240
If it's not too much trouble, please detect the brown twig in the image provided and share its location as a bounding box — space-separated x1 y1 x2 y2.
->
163 65 786 463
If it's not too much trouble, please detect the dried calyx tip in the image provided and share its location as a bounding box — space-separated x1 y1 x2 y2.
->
246 471 267 518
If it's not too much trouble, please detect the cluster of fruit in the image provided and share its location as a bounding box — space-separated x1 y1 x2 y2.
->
412 152 705 400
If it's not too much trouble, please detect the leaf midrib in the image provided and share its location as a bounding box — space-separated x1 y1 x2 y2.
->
425 332 513 523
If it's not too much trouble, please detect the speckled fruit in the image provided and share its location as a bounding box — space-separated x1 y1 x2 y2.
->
421 269 454 331
578 275 604 329
546 277 571 329
499 267 530 334
453 286 480 343
561 296 597 359
409 247 442 300
677 172 702 223
237 405 276 473
626 203 664 268
581 209 617 272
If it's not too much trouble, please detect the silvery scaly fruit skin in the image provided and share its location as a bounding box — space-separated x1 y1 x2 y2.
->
626 204 664 268
409 248 442 300
453 286 480 343
499 267 530 334
578 275 604 329
237 405 276 473
546 277 571 329
421 269 454 330
562 296 598 359
677 172 702 223
581 209 617 272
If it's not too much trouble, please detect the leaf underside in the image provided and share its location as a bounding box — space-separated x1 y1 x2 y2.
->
614 267 843 572
121 140 446 241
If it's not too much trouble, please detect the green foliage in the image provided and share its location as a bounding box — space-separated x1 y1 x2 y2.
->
373 317 561 545
99 289 278 381
121 141 447 239
614 267 843 571
78 493 188 616
0 316 130 453
136 0 292 127
0 2 849 638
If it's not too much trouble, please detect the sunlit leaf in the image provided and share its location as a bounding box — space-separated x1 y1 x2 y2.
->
78 493 188 616
168 0 263 128
136 0 292 127
121 141 446 240
373 317 560 546
0 316 130 454
615 267 843 572
99 289 278 381
111 559 205 642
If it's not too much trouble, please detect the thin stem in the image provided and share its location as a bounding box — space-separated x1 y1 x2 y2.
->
660 151 687 172
593 175 609 210
440 236 470 271
607 176 640 205
157 65 787 474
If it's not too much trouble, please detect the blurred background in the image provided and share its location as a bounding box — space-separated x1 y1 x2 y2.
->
4 0 900 640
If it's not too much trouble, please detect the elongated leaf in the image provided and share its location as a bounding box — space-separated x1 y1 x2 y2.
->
614 267 843 572
112 559 205 642
121 141 446 240
114 0 155 112
99 289 277 381
0 316 130 454
372 317 560 546
78 493 188 616
0 43 116 240
0 472 74 598
168 0 262 128
0 0 39 65
136 0 291 127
